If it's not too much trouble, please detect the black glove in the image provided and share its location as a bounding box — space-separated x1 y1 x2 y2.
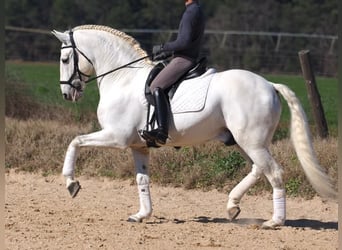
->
152 45 163 55
152 44 172 61
153 51 173 61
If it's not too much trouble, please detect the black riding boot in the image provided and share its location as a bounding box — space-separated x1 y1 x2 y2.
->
142 88 169 144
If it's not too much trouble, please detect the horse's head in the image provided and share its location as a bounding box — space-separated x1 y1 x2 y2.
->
52 30 94 102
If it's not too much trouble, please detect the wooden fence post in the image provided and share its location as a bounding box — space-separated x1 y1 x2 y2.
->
298 50 329 138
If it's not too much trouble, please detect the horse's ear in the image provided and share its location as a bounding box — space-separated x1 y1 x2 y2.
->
51 30 69 44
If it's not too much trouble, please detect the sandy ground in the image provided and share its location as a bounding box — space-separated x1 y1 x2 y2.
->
5 171 338 250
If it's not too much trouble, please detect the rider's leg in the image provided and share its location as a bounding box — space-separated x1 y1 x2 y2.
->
142 88 170 144
150 57 194 92
142 57 193 144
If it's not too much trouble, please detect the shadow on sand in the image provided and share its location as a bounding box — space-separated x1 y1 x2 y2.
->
190 216 338 230
145 216 337 231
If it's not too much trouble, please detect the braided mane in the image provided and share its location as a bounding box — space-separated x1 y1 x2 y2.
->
73 25 150 60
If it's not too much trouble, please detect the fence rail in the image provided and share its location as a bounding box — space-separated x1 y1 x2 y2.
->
5 26 338 76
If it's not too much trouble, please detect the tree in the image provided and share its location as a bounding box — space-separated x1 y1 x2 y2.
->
5 0 337 75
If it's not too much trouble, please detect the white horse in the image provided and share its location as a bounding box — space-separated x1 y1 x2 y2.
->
52 25 336 229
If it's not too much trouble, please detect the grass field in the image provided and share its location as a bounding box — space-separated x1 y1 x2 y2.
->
5 61 338 197
6 61 100 120
6 61 338 134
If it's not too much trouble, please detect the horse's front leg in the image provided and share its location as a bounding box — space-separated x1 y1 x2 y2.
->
127 147 152 223
62 129 127 197
62 137 82 197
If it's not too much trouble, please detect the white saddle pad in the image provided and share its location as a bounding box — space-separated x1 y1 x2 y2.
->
171 68 216 114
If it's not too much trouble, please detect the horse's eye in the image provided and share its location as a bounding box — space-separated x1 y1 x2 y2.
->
62 58 69 64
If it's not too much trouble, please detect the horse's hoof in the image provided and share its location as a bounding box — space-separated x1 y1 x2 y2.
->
127 215 143 223
261 219 284 230
67 181 81 198
228 206 241 221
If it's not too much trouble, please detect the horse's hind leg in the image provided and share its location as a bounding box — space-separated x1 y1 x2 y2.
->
227 163 261 220
245 147 286 229
261 158 286 229
127 147 152 222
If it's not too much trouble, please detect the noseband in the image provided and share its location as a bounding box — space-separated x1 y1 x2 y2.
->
60 31 93 91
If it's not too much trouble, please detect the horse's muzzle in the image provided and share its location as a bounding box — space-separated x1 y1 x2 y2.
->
62 89 82 102
61 79 84 102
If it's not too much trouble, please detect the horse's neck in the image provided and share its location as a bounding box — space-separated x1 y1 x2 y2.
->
84 32 148 74
76 29 153 98
101 66 151 93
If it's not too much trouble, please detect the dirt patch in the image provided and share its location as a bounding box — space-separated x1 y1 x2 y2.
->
5 171 337 250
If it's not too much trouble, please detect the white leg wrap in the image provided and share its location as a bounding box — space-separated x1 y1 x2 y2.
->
136 173 152 219
272 188 286 224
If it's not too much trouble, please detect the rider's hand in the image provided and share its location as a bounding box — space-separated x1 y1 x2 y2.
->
153 51 173 61
152 45 172 61
152 45 163 55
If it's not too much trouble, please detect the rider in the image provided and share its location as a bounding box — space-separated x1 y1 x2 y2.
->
142 0 205 145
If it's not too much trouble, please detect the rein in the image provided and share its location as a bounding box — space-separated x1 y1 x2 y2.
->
60 30 150 89
85 55 150 83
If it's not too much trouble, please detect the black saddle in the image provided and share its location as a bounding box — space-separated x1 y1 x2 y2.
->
144 57 208 105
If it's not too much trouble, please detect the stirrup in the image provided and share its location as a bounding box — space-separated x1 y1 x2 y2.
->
139 130 159 147
141 129 168 145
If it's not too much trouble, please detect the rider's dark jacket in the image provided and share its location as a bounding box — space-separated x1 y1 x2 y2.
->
162 1 205 62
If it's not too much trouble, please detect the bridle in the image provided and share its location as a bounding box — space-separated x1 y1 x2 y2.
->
60 30 150 91
60 31 94 91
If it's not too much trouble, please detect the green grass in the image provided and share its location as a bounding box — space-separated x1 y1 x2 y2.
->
265 74 338 133
6 61 338 135
6 62 61 103
5 61 100 119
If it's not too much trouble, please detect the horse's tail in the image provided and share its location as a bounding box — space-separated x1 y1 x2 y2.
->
272 83 337 200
